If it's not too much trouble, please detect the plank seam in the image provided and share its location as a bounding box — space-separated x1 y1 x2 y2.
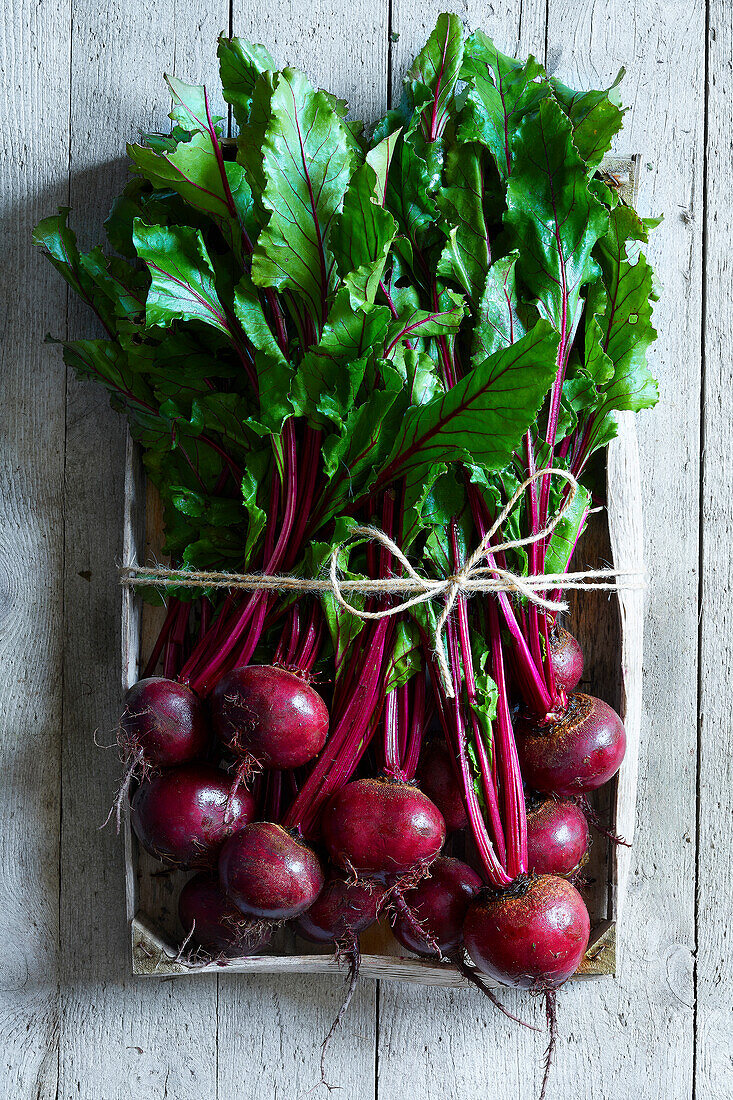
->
543 0 549 68
55 5 75 1097
374 980 380 1099
692 1 711 1096
386 0 393 111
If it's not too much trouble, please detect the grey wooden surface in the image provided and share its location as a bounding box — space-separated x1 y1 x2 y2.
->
0 1 728 1098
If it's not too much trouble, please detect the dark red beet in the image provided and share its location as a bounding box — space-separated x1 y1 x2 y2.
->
321 777 446 876
219 822 324 920
516 693 626 795
392 857 482 957
130 764 255 868
294 874 385 944
526 797 590 877
121 677 209 768
211 665 329 770
464 874 590 989
178 873 272 957
549 628 584 694
416 740 468 833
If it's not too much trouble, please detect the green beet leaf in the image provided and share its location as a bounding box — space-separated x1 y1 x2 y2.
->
384 289 466 357
506 98 609 352
330 132 399 309
251 68 354 331
436 141 490 303
543 481 591 576
550 69 626 169
133 221 232 335
218 34 276 130
460 31 550 180
406 12 465 144
384 619 422 693
128 130 256 259
166 75 225 139
293 288 391 426
470 252 526 365
580 204 659 453
378 319 560 493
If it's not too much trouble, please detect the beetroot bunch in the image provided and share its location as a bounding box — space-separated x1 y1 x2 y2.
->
124 669 335 957
119 621 610 989
36 11 659 1093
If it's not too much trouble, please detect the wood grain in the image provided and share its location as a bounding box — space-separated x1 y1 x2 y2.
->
378 5 554 1095
212 5 388 1096
696 3 733 1097
0 2 71 1096
230 0 388 124
57 3 228 1098
539 2 705 1098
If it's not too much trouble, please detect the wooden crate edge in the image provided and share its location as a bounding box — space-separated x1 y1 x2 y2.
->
120 154 644 986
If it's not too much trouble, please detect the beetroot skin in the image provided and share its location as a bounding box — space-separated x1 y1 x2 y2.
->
321 777 446 876
516 693 626 795
211 665 329 769
393 857 482 957
121 677 209 767
549 628 584 694
416 740 468 833
219 822 324 920
131 763 255 868
178 873 272 957
526 797 590 877
294 874 384 944
464 874 590 988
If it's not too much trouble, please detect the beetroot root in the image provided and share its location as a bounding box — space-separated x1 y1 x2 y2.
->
131 763 255 868
178 872 272 957
463 874 590 989
321 777 446 876
211 665 329 770
516 694 626 795
219 822 325 920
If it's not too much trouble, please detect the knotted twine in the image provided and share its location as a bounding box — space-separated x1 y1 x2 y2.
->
119 467 646 698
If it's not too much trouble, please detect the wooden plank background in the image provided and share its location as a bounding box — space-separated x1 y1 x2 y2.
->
0 0 728 1097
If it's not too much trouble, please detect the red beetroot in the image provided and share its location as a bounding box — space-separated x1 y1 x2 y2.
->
219 822 324 920
321 777 446 876
416 740 468 833
210 665 329 770
516 694 626 795
178 873 272 957
549 628 584 694
130 763 255 868
464 874 590 989
392 857 482 957
526 797 590 878
121 677 209 768
294 874 384 944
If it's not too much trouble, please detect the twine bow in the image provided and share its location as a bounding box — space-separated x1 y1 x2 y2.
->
328 468 625 696
120 467 645 698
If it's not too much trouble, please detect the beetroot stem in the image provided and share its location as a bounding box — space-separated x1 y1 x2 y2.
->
449 523 507 865
184 419 299 693
488 598 528 877
433 621 511 888
401 673 425 783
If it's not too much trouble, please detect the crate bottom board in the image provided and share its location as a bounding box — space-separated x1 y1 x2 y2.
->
131 913 616 983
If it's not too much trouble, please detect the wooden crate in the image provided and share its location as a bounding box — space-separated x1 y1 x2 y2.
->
121 157 644 987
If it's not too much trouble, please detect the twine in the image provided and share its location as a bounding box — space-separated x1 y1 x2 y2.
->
119 468 646 698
